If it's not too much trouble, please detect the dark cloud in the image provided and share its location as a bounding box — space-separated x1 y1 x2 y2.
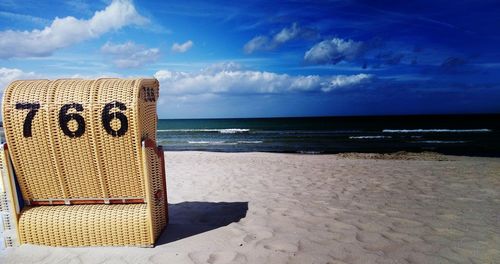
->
304 36 410 69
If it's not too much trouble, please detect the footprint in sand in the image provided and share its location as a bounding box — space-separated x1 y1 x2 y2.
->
329 218 360 231
381 231 423 243
188 251 247 264
262 240 299 254
355 231 390 244
208 252 247 264
230 226 274 248
149 252 189 264
243 234 257 243
434 227 465 237
437 213 458 220
455 197 483 202
392 218 424 228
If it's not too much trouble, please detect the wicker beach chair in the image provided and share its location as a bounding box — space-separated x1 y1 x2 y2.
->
0 78 168 247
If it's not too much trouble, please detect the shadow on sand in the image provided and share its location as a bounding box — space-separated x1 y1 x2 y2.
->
157 201 248 245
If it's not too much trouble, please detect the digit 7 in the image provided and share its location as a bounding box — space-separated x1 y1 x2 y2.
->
15 102 41 138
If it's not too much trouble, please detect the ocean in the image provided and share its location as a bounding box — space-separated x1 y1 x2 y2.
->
0 114 498 156
158 114 500 156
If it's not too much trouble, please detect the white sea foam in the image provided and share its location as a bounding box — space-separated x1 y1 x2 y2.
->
419 140 468 144
188 140 261 145
187 141 237 145
188 140 220 144
219 129 250 134
261 130 363 134
237 140 263 144
158 128 250 134
297 150 322 154
382 129 491 133
349 136 392 139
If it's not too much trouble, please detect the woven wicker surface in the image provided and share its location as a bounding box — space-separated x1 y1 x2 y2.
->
18 204 151 247
2 79 159 202
13 141 167 247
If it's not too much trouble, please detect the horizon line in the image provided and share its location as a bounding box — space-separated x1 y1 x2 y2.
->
157 112 500 120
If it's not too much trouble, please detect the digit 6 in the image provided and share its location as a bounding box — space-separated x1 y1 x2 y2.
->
59 103 85 138
102 101 128 137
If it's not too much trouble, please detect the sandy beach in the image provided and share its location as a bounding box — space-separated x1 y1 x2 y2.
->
1 151 499 264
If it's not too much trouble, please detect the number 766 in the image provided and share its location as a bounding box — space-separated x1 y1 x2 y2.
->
14 101 128 138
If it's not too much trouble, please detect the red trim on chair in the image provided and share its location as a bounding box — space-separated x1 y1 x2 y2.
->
144 138 156 149
29 198 145 206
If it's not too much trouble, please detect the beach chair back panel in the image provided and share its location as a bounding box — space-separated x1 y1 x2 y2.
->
50 79 102 199
2 80 62 199
2 79 159 203
91 79 143 199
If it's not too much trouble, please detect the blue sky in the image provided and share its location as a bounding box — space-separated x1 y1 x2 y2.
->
0 0 499 118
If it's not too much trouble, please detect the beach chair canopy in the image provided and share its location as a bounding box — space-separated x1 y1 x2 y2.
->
0 78 168 247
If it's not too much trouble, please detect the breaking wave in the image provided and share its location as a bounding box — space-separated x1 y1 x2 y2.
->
349 136 392 139
158 128 250 134
382 129 491 133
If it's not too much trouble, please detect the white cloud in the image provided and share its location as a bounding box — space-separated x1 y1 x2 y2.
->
243 36 269 54
154 62 371 95
171 40 194 53
244 23 316 54
0 0 147 59
304 38 365 65
320 74 372 92
0 68 39 91
101 41 137 54
273 23 301 44
101 41 160 68
201 61 241 74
